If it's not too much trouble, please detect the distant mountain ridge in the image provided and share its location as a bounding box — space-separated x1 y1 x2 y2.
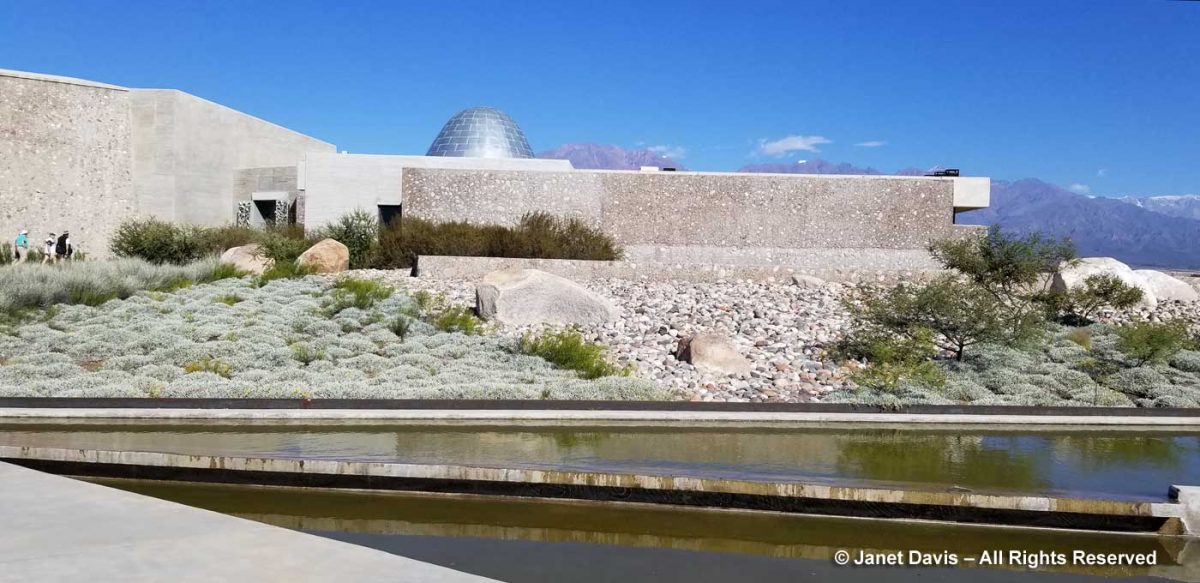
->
538 143 686 170
1116 194 1200 221
538 146 1200 268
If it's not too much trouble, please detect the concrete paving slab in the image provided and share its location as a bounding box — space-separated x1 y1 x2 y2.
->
0 461 500 583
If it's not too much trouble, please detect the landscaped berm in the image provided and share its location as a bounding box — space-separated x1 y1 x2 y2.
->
3 215 1200 406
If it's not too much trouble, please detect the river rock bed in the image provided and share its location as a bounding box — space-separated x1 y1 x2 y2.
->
353 270 861 403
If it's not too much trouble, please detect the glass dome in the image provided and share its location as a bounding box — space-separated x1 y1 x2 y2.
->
426 107 534 159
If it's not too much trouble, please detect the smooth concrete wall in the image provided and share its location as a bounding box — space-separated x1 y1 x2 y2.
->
300 152 573 232
130 90 334 226
402 168 972 266
0 70 134 257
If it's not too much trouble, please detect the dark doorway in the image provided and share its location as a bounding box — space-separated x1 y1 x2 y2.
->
379 204 402 227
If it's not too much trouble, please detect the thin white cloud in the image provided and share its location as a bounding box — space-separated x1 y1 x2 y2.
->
855 140 886 148
647 144 687 159
1097 168 1108 178
1068 183 1092 195
756 135 832 157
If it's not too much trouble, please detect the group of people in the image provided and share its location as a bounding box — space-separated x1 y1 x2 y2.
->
11 230 74 264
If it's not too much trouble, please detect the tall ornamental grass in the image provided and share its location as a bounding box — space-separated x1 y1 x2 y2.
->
0 258 239 313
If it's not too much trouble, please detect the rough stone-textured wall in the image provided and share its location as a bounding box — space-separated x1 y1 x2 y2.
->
131 90 334 226
0 72 134 258
403 169 962 266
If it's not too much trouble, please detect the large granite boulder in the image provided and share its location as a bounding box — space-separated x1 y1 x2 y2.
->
296 239 350 273
1051 257 1157 309
675 333 751 376
475 268 618 326
219 244 272 275
1134 270 1200 303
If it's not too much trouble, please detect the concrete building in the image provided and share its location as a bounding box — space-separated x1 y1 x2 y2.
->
1 67 990 268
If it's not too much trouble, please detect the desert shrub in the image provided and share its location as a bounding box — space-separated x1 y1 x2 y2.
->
325 278 393 315
1114 321 1195 367
1065 328 1093 351
1046 274 1144 324
289 343 325 365
314 209 379 269
1170 350 1200 373
847 276 1042 361
374 212 623 268
182 356 233 379
111 218 206 264
215 294 243 306
929 225 1075 295
204 263 248 282
432 305 485 335
194 225 260 253
253 261 315 287
1107 367 1172 398
388 316 413 340
519 328 630 379
832 328 945 391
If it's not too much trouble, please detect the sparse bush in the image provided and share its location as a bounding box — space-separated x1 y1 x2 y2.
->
325 277 393 315
374 211 623 268
832 328 945 391
1170 350 1200 373
215 294 243 306
1114 321 1195 367
1065 328 1093 351
182 356 233 379
254 261 315 287
432 305 485 335
929 226 1075 296
1046 274 1144 324
110 218 206 265
848 276 1042 361
519 329 631 379
388 316 412 340
289 343 325 365
314 209 379 269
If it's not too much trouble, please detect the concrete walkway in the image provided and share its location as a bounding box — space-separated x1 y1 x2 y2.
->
0 461 500 583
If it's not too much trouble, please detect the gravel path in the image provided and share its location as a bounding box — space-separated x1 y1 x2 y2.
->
352 270 859 403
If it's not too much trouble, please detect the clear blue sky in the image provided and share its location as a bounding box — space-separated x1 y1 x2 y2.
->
1 0 1197 196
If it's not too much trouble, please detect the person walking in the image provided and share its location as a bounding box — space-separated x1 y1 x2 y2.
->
42 233 55 264
55 231 69 263
13 230 28 263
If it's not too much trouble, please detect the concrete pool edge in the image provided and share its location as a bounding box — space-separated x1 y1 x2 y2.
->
5 407 1200 428
1 445 1193 537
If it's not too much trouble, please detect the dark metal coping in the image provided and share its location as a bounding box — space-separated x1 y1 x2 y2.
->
2 398 1200 417
3 457 1171 534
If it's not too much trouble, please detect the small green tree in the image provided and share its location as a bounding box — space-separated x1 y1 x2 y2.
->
1040 274 1143 325
851 276 1043 361
1115 321 1195 366
831 327 945 391
316 210 380 269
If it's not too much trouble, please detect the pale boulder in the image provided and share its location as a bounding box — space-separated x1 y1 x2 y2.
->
675 333 752 376
296 238 350 273
791 274 827 289
1134 270 1200 303
1050 257 1156 309
219 244 272 275
476 268 618 326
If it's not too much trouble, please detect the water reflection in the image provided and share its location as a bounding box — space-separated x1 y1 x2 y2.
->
95 479 1199 582
3 422 1199 499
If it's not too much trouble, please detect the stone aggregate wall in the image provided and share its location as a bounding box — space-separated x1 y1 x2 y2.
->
403 168 969 268
0 72 134 258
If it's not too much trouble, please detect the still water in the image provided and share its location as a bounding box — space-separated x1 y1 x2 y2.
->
97 479 1195 582
3 421 1198 499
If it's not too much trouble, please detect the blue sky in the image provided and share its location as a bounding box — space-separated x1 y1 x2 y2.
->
1 0 1197 196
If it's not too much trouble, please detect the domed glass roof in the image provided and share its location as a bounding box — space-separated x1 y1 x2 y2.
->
426 107 534 159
